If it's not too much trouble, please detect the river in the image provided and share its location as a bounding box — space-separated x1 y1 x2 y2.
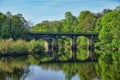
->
0 49 120 80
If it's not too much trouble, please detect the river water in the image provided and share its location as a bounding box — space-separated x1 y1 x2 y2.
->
0 49 120 80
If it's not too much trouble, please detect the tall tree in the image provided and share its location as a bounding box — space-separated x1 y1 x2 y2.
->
95 11 120 48
1 12 12 38
62 11 78 32
0 12 29 39
77 11 96 32
0 12 6 37
11 14 29 39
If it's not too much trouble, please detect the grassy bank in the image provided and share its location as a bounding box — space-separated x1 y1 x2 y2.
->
0 39 45 54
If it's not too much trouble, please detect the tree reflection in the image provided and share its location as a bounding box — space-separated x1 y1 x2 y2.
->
0 50 120 80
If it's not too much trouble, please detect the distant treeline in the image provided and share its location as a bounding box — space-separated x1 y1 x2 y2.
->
31 6 120 48
0 6 120 48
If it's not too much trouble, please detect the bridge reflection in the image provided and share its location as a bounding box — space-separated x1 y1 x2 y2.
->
51 47 94 62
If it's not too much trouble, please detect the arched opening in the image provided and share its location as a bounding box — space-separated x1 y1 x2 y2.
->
76 36 88 60
44 39 53 53
28 39 45 54
29 38 54 62
58 36 71 61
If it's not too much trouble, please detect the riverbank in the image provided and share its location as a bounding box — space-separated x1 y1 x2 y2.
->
0 38 45 54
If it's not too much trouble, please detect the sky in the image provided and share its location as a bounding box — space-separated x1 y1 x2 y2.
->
0 0 120 24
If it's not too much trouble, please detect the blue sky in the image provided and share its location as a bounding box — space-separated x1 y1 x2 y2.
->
0 0 120 24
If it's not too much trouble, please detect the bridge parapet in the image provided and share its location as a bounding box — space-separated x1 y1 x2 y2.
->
27 32 98 39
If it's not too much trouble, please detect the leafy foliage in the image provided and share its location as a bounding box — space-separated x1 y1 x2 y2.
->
11 39 28 53
0 38 13 53
27 39 45 53
0 12 29 39
0 39 44 54
78 11 96 32
95 11 120 48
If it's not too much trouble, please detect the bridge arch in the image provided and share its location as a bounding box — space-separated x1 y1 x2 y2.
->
58 36 71 61
32 37 53 53
76 36 88 60
43 39 52 53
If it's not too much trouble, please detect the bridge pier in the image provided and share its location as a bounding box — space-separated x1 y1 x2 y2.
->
71 36 77 61
87 36 94 61
53 36 59 61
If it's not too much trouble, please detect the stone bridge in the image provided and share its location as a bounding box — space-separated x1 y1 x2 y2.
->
27 33 98 61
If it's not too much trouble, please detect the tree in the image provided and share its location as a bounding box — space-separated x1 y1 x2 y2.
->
0 12 6 37
95 11 120 48
11 14 29 39
0 12 29 39
77 11 96 32
31 20 50 32
1 12 12 38
114 6 120 11
103 9 112 14
31 20 63 33
49 21 63 32
62 11 78 32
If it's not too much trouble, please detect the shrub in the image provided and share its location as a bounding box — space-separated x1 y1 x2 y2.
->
0 39 44 54
11 39 28 54
27 40 45 53
0 38 13 54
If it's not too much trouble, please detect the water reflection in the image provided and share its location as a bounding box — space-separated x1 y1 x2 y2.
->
0 50 120 80
0 56 97 80
53 46 94 61
21 65 65 80
21 63 96 80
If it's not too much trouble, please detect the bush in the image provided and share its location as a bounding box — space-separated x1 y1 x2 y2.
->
27 40 45 53
0 39 44 54
11 39 28 54
0 38 13 54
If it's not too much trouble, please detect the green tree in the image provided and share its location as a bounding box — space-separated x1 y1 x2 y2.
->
11 14 29 39
1 12 12 38
49 21 63 32
0 12 29 39
77 11 96 32
31 20 63 33
31 20 50 32
95 11 120 48
0 12 6 37
62 11 78 32
114 6 120 11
